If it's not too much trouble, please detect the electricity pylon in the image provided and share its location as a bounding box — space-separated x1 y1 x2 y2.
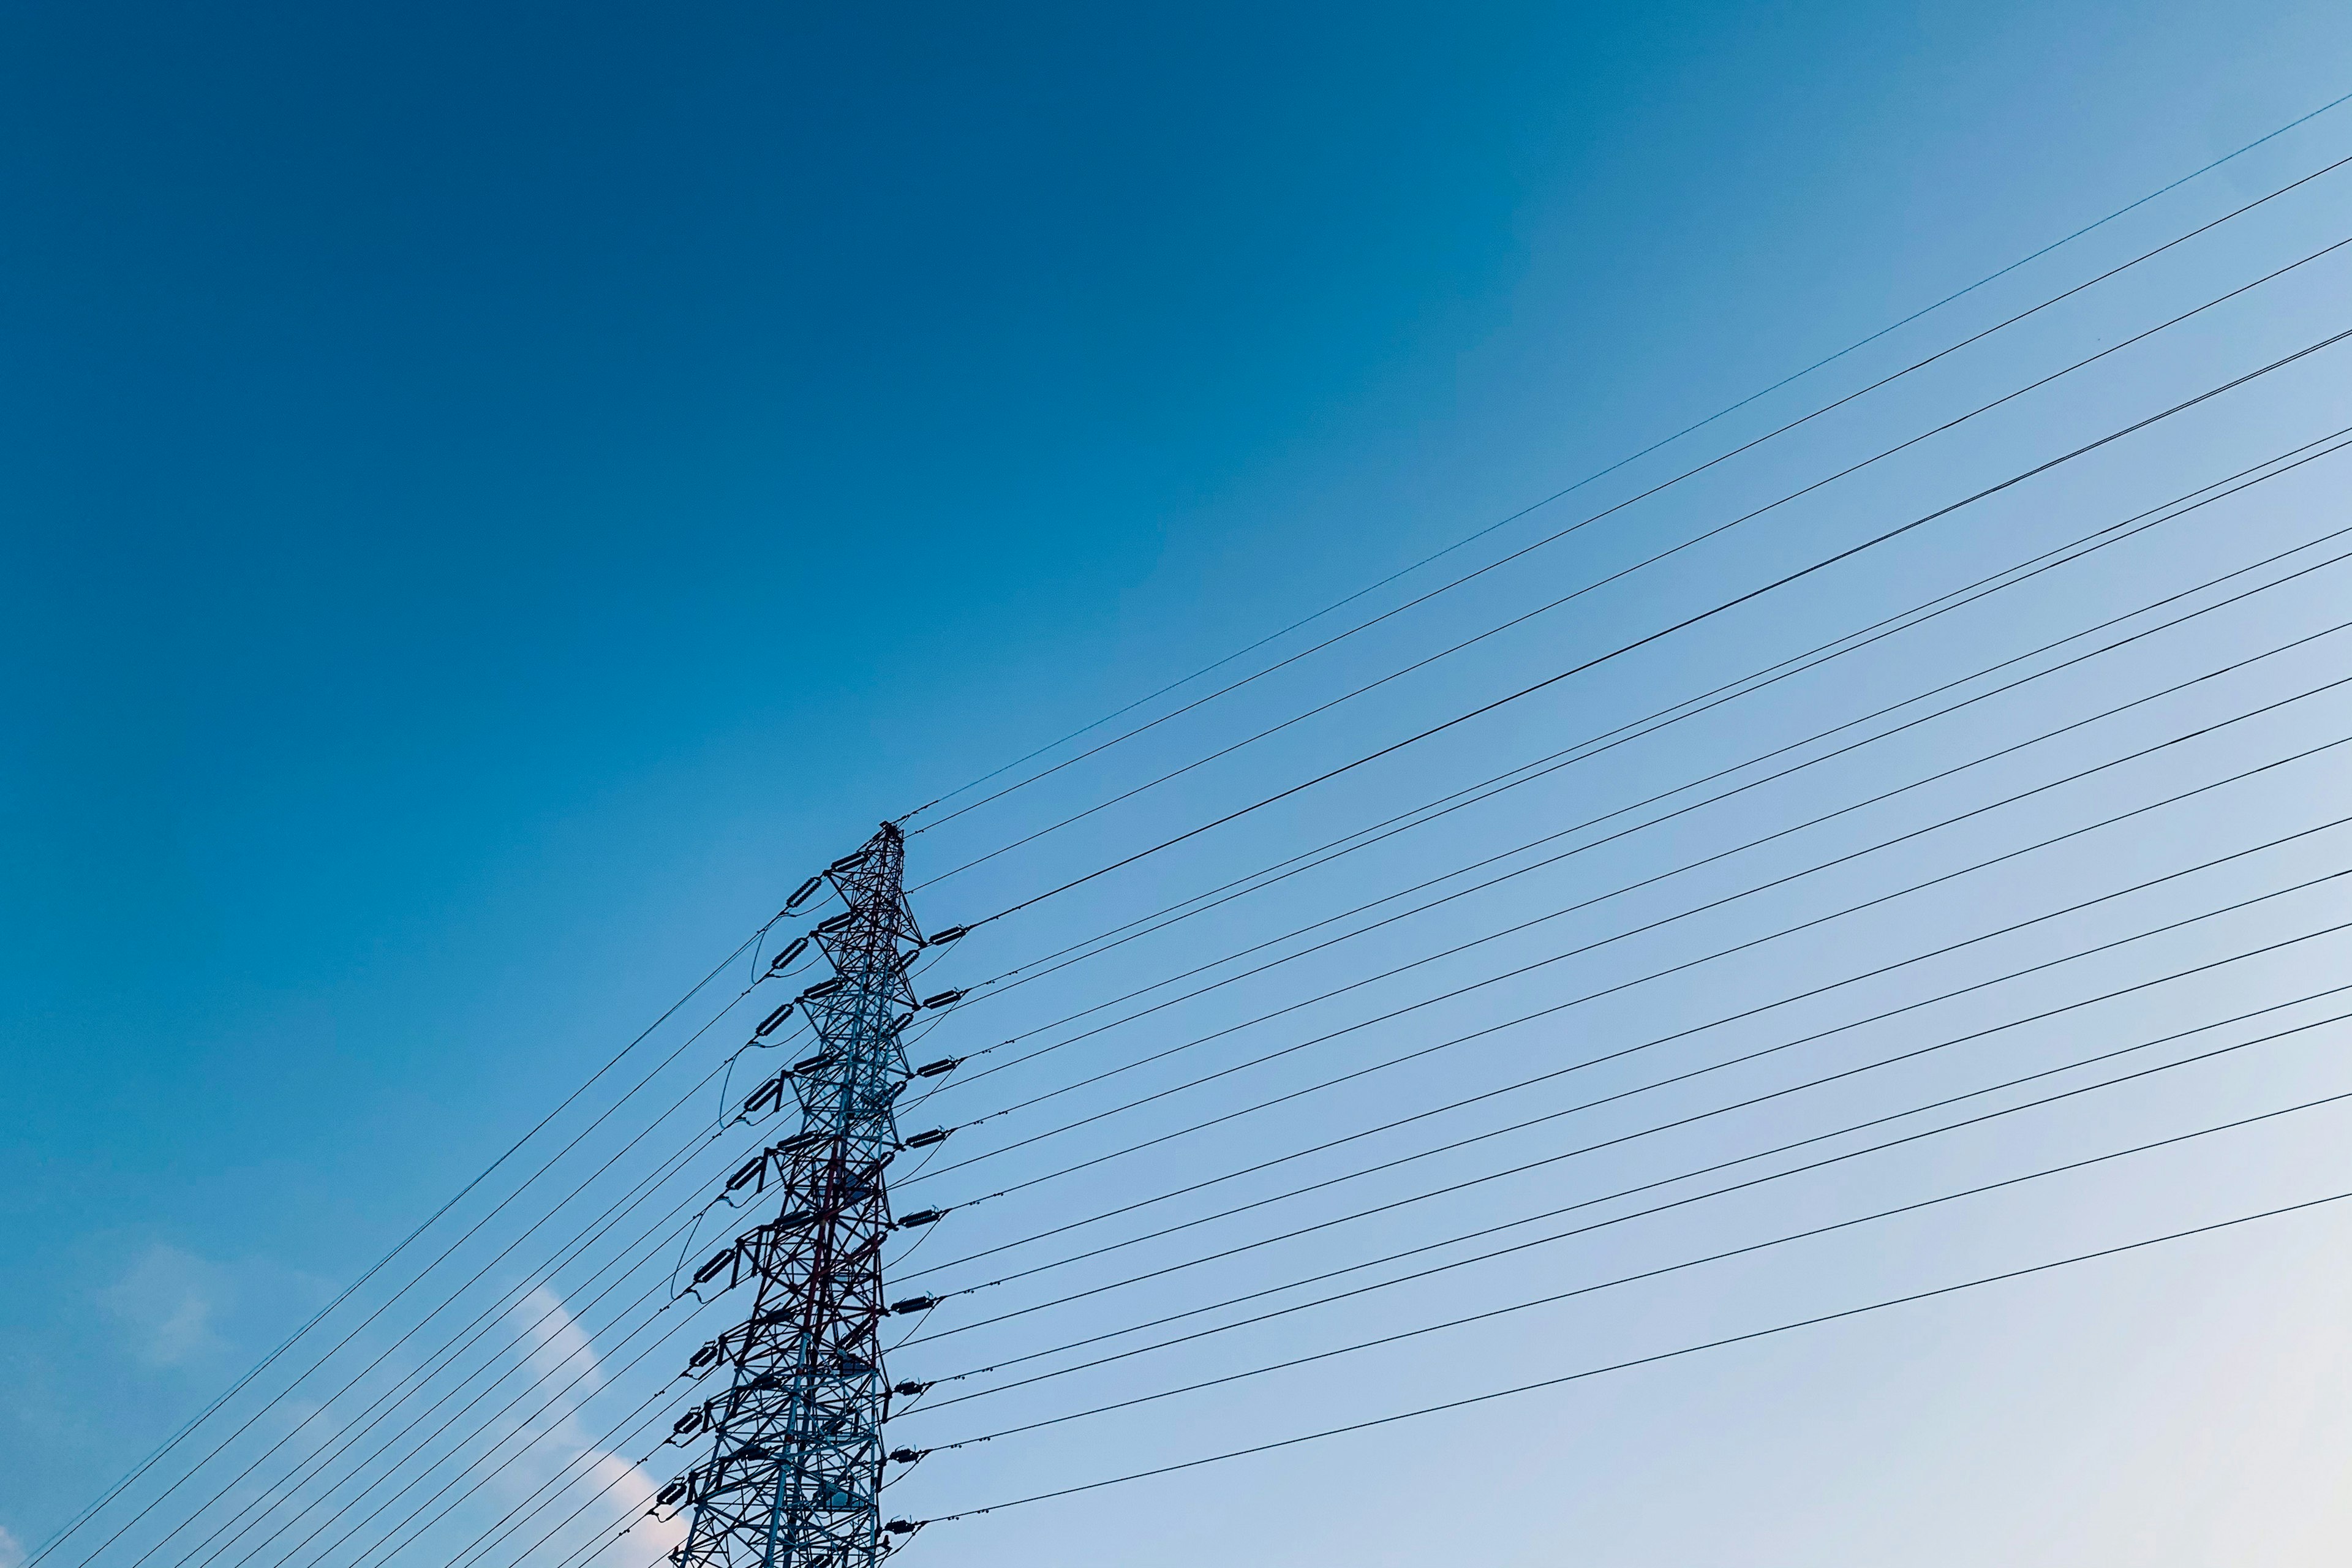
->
663 824 934 1568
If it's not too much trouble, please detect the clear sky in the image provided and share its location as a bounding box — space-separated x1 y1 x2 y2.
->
6 2 2352 1566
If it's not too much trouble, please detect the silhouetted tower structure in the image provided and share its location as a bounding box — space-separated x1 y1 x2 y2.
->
666 824 929 1568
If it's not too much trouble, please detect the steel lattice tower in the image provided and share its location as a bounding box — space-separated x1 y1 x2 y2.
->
666 824 927 1568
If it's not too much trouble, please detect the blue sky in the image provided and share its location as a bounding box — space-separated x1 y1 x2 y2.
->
6 2 2352 1565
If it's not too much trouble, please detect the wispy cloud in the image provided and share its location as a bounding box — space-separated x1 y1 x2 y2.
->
0 1522 29 1568
494 1287 687 1567
97 1243 230 1367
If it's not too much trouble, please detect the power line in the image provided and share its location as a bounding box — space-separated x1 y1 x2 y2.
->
239 1284 676 1568
283 1289 679 1568
900 858 2352 1294
919 813 2352 1216
904 984 2352 1402
334 1302 704 1568
26 907 813 1568
393 976 2352 1560
890 88 2352 831
382 944 2352 1554
285 1213 766 1568
954 516 2352 1050
921 1185 2352 1520
176 1133 730 1568
947 322 2352 927
924 1077 2352 1452
330 1297 701 1568
175 1010 910 1568
921 425 2352 1035
926 592 2352 1117
910 714 2352 1192
445 1380 690 1568
906 156 2352 845
97 984 823 1568
897 922 2352 1347
917 228 2352 889
59 99 2352 1568
62 974 783 1568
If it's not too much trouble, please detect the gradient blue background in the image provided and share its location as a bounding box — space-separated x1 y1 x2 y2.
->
7 2 2352 1564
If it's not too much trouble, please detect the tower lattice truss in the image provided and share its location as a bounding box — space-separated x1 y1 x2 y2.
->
662 824 930 1568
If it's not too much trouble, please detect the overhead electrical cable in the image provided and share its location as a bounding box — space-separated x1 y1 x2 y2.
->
944 564 2352 1096
902 843 2352 1273
891 89 2352 830
902 914 2352 1319
222 1278 676 1568
298 1292 705 1568
421 995 2352 1564
884 921 2352 1297
914 803 2352 1212
330 1305 707 1568
914 231 2352 891
910 156 2352 845
58 972 793 1568
946 323 2352 927
99 980 818 1568
209 1114 807 1568
925 590 2352 1113
171 1136 715 1568
902 903 2352 1324
903 977 2352 1387
446 1381 696 1568
23 905 821 1568
921 426 2352 1033
98 1039 752 1568
171 1006 853 1568
908 709 2352 1189
919 1186 2352 1520
922 1079 2352 1452
178 1130 742 1568
881 788 2346 1305
281 1285 680 1568
436 1324 778 1568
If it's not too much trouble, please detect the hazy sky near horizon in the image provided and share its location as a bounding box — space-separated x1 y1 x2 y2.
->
6 2 2352 1565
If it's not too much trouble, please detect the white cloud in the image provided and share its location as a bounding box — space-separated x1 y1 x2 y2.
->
496 1289 687 1566
98 1243 230 1367
0 1522 29 1568
518 1285 606 1387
